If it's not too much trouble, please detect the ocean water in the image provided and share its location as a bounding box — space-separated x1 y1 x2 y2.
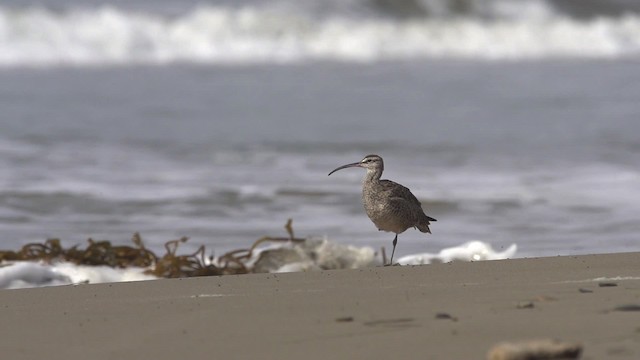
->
1 0 640 262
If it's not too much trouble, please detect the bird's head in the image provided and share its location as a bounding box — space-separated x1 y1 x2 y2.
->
328 154 384 176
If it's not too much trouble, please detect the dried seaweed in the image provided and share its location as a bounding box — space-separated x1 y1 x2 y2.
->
217 218 305 272
0 219 306 279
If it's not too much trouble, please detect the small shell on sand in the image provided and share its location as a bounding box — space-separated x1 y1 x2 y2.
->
487 339 582 360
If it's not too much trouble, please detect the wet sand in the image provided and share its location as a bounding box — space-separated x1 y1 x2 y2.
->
1 252 639 359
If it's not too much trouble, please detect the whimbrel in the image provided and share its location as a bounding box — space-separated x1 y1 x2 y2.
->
328 154 436 265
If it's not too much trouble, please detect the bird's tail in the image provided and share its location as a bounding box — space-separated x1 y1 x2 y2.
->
416 215 437 234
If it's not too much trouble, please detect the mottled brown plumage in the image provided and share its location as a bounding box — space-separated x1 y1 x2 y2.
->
328 154 436 265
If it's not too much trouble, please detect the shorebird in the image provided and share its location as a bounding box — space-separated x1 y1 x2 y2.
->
328 154 436 265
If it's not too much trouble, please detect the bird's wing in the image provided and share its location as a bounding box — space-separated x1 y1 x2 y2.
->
379 179 422 207
380 180 437 222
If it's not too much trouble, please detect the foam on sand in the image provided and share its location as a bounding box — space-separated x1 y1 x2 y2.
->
0 239 515 289
396 241 517 265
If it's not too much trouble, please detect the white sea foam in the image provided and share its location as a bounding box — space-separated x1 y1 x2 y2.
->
1 4 640 67
397 241 517 265
0 261 155 289
0 262 71 289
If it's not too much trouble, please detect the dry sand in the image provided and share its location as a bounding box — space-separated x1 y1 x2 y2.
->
1 252 639 359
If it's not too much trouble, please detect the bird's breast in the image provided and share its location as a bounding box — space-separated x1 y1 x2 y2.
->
362 196 410 234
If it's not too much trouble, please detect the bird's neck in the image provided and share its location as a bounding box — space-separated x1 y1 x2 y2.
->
364 169 382 183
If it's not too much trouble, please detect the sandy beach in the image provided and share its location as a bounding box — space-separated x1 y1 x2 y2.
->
1 252 639 359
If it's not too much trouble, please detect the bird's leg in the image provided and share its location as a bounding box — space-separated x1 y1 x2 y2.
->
388 234 398 266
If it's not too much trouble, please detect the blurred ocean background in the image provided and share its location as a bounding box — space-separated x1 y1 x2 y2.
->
1 0 640 260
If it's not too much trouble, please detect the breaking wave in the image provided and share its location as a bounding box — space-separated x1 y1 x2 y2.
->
2 0 640 67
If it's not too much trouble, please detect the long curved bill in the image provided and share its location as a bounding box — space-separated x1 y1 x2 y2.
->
328 162 361 176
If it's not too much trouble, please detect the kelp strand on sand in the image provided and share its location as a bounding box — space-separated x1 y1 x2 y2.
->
0 219 305 278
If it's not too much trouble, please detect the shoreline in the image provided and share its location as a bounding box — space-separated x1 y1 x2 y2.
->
1 252 639 359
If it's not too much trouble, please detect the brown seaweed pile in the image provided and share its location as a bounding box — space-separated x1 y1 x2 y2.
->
0 219 305 278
